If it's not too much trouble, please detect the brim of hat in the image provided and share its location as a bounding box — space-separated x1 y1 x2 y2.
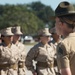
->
44 35 51 36
56 12 75 17
50 12 75 20
3 34 14 36
41 33 52 36
38 34 51 36
14 32 23 35
15 33 23 35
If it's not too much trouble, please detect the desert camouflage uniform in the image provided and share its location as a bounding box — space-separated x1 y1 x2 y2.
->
52 41 61 75
0 43 19 75
25 42 56 75
15 42 26 75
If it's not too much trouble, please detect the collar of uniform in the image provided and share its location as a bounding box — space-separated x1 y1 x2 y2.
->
46 43 51 48
40 42 50 48
68 32 75 37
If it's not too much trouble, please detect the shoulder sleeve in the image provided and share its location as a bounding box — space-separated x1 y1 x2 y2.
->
0 46 3 57
57 43 70 69
50 43 56 54
25 45 39 73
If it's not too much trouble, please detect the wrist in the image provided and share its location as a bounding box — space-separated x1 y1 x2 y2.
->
32 70 36 74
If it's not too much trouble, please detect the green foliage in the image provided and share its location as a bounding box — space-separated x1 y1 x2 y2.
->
27 1 55 27
0 4 45 35
0 2 55 35
73 4 75 8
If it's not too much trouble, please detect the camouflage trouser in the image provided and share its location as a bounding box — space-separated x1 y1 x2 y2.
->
0 69 18 75
36 67 55 75
18 68 26 75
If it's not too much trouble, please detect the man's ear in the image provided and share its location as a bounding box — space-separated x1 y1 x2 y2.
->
60 22 65 28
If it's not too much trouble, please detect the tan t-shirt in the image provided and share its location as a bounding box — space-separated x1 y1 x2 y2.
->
57 32 75 75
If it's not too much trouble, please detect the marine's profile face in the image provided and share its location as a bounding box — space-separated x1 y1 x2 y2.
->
2 35 13 43
52 33 59 42
13 35 20 41
40 36 50 44
55 17 62 35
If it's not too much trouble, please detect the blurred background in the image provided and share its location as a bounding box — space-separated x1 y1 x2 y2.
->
0 0 75 43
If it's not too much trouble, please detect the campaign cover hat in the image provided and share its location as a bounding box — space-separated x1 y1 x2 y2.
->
50 1 75 20
0 27 14 36
50 27 56 34
55 1 75 16
12 26 23 35
38 28 51 37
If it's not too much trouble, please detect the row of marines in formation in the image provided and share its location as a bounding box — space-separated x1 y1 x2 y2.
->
0 25 60 75
0 26 26 75
0 26 59 75
0 1 75 75
26 1 75 75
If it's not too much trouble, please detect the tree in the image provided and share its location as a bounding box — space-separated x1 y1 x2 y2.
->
27 1 55 27
0 4 45 35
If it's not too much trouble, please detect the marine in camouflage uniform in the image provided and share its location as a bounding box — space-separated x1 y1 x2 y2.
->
25 28 56 75
50 27 62 75
12 26 26 75
55 1 75 75
0 33 2 45
0 27 19 75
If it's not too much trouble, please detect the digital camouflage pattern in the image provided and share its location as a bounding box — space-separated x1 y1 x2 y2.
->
15 42 26 75
25 42 56 75
0 43 19 75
